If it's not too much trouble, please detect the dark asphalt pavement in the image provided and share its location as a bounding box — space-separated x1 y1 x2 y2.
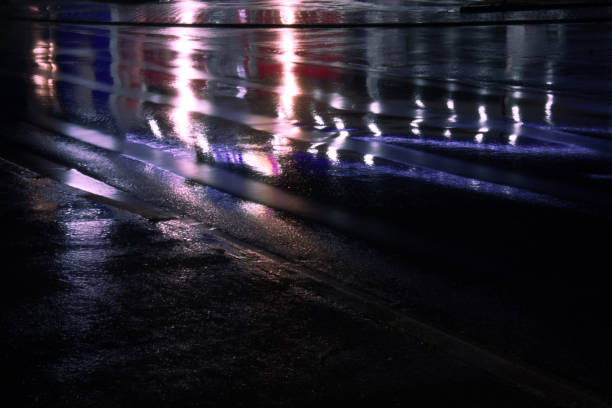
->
1 0 612 406
0 157 559 408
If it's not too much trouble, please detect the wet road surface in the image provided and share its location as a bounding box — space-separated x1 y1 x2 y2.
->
1 0 612 406
1 157 563 408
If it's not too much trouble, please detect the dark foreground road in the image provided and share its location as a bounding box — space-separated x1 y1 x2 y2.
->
1 0 612 406
0 157 563 407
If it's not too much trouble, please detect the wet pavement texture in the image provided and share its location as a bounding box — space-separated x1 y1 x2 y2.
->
0 158 555 407
1 0 612 406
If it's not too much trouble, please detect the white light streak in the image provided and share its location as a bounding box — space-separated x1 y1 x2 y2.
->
368 122 382 136
327 146 338 162
545 93 553 124
148 119 163 139
512 105 521 123
478 105 488 123
197 134 210 153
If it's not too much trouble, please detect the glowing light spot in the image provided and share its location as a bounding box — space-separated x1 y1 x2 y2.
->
32 74 45 86
197 135 210 153
448 114 457 123
238 9 248 23
416 99 425 108
327 146 339 162
447 99 455 110
148 119 163 139
314 115 325 126
545 93 553 124
177 1 200 24
364 154 375 166
369 101 381 114
280 6 296 24
236 86 247 99
475 133 484 143
330 93 344 110
509 122 522 146
32 40 58 73
411 118 423 128
512 105 521 123
478 126 489 133
334 117 345 130
444 129 452 138
368 122 382 136
412 128 421 136
243 151 281 176
339 130 349 138
478 105 488 123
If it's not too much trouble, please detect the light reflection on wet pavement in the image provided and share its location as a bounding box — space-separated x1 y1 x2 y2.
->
1 0 612 405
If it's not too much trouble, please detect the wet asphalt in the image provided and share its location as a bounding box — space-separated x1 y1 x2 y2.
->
1 0 612 406
0 157 558 407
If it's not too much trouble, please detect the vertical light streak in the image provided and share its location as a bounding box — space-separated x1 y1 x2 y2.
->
176 1 199 24
512 105 521 123
509 122 522 146
148 119 163 139
171 31 199 145
278 5 298 120
545 93 553 124
478 105 488 123
32 39 58 101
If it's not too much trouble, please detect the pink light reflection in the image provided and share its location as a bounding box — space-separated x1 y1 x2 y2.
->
175 1 202 24
169 29 208 150
278 6 299 120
